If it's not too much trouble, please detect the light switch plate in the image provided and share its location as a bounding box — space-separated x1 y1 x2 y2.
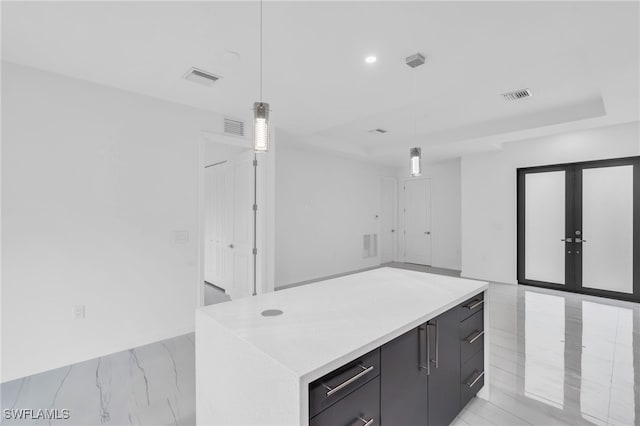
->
72 305 85 320
172 230 189 244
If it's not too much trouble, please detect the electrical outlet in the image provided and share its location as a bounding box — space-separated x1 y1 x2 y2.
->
72 305 85 320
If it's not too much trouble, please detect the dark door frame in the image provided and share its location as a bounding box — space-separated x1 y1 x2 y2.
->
517 156 640 303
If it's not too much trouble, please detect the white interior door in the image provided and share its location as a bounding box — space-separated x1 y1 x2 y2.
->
203 166 217 285
229 151 255 299
404 179 432 265
380 177 397 263
203 163 232 290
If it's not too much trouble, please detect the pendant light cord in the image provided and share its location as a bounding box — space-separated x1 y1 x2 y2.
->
259 0 263 102
413 64 417 140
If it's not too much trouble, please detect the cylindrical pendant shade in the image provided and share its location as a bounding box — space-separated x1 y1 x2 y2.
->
410 147 421 177
253 102 270 152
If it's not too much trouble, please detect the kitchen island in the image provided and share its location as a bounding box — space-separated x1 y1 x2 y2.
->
196 267 489 426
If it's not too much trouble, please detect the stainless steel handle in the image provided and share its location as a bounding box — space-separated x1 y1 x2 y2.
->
465 299 484 310
575 238 587 243
465 329 484 344
466 370 485 388
561 238 573 243
426 323 431 376
323 365 374 396
418 325 428 372
359 417 374 426
428 322 439 369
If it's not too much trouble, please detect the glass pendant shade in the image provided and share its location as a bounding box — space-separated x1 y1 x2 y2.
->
253 102 270 152
410 147 422 176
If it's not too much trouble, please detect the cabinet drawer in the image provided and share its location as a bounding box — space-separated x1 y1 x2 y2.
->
310 377 380 426
460 309 484 364
309 349 380 418
460 350 484 408
459 292 484 322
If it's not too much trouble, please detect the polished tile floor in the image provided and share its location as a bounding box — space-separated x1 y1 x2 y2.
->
452 282 639 426
2 269 639 425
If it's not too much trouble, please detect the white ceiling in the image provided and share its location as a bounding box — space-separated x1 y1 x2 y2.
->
2 1 638 166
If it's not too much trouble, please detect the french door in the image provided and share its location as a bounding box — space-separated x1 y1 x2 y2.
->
517 156 640 302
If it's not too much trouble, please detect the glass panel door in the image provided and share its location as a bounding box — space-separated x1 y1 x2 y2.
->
524 171 567 285
518 156 639 302
580 165 634 294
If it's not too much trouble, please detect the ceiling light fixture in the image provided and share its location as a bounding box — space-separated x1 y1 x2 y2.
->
253 0 270 152
406 52 425 177
410 147 422 177
250 0 270 298
365 55 377 64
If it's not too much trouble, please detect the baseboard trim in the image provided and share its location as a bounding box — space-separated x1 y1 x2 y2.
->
276 266 381 291
204 281 227 293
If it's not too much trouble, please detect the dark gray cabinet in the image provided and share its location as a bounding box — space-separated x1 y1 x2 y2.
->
380 325 428 426
310 378 380 426
309 291 485 426
309 349 380 418
427 307 462 426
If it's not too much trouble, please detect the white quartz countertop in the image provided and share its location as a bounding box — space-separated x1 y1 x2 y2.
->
197 267 488 383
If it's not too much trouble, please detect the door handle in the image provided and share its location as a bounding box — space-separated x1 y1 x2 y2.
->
424 231 431 235
228 244 234 248
575 238 587 243
561 238 573 243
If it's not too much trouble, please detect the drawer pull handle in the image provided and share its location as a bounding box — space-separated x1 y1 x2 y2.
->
465 299 484 310
466 370 485 388
323 364 374 396
359 416 374 426
418 325 428 372
465 330 485 344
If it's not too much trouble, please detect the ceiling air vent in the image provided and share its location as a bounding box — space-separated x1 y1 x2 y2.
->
405 53 426 68
224 118 245 137
368 128 388 134
184 67 222 86
502 88 532 101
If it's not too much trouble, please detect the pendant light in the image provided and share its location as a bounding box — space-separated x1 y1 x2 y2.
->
253 0 270 152
410 147 422 177
406 53 425 176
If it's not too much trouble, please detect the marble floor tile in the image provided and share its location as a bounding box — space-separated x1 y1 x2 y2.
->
1 333 196 426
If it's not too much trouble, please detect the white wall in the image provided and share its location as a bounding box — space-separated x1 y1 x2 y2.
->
461 121 640 284
0 62 241 381
397 158 462 270
275 138 394 287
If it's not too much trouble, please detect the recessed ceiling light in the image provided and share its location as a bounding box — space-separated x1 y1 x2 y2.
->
365 55 377 64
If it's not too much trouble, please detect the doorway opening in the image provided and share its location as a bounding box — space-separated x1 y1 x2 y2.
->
403 178 432 266
198 133 275 307
380 176 398 264
517 156 640 302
